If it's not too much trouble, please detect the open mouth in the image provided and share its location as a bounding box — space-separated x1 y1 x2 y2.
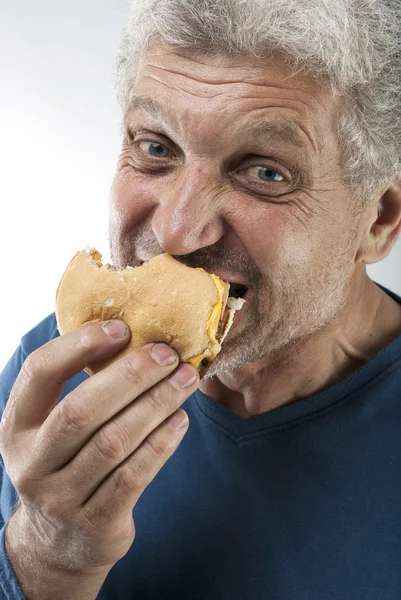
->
228 282 249 299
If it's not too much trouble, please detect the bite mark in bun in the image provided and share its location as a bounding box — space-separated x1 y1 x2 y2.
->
55 247 245 376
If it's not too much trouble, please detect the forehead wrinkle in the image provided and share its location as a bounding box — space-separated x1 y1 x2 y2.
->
126 94 319 153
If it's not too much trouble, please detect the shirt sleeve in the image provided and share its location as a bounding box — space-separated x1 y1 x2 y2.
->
0 345 28 600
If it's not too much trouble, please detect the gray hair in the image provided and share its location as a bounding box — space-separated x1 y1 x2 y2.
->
115 0 401 201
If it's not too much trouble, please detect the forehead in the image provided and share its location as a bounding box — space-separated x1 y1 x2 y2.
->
128 42 340 155
128 95 309 148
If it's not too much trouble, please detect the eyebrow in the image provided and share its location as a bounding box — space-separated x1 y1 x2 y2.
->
126 94 311 150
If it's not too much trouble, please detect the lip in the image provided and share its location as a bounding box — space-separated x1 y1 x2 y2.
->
190 267 247 288
208 271 251 290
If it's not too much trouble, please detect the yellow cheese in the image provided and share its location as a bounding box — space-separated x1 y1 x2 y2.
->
89 249 103 268
188 354 208 369
188 271 225 369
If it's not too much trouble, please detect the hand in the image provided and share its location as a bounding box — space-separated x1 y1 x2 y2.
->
0 320 198 575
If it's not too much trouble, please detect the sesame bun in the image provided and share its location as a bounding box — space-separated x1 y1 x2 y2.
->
55 248 245 377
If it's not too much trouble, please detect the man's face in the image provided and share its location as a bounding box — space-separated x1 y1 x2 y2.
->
109 40 363 378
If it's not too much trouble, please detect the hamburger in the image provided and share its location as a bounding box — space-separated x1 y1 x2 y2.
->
55 247 246 377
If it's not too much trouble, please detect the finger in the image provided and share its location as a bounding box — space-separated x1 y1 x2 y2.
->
52 365 198 503
82 409 189 526
29 342 187 474
3 321 131 434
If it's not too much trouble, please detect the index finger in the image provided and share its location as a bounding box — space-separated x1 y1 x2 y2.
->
1 321 131 435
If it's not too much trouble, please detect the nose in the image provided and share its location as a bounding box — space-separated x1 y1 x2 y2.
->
151 163 225 255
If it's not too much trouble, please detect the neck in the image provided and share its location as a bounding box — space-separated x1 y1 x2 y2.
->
199 276 401 419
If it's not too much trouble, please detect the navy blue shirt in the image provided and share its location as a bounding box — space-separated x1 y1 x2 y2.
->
1 287 401 599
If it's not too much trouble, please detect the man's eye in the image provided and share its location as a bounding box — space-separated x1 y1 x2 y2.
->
138 141 170 158
246 166 284 183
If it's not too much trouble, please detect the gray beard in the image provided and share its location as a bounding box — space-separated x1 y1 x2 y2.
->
203 274 351 380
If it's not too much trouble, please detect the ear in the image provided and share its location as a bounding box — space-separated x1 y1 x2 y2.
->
356 182 401 265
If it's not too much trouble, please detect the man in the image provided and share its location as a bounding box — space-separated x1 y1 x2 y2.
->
1 0 401 598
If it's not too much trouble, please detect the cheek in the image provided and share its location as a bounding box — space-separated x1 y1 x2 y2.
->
278 228 314 269
238 204 310 276
271 212 355 285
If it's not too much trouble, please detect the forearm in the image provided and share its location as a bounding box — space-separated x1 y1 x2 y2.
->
4 512 109 600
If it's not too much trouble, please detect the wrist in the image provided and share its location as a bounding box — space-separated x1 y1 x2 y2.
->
5 509 110 600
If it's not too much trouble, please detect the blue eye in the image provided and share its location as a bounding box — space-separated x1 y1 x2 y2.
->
249 166 284 182
139 141 170 158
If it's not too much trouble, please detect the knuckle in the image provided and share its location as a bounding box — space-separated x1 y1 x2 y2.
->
59 395 94 431
118 356 144 387
110 517 136 546
94 422 129 462
13 469 40 498
146 431 170 459
146 384 174 417
21 351 46 380
12 471 30 494
113 461 142 493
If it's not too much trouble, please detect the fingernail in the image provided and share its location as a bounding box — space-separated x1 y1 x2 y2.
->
151 343 178 366
167 409 189 430
102 320 129 339
169 364 198 389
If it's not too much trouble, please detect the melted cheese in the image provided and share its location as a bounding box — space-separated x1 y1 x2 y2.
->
188 271 225 369
89 249 103 268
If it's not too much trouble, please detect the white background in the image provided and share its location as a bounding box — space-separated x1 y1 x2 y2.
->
1 0 400 371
